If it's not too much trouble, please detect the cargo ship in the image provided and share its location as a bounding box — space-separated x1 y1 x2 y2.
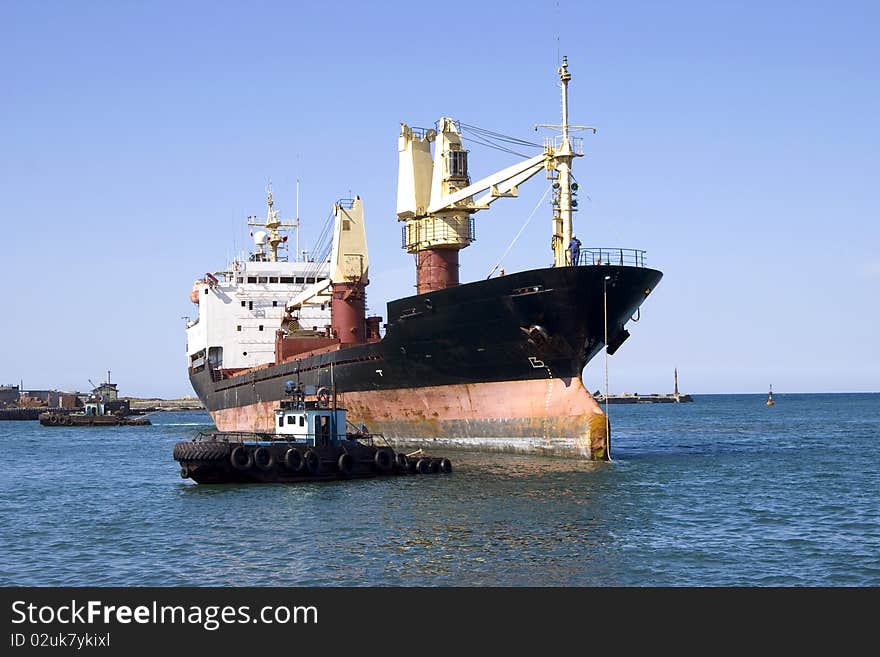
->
185 58 662 460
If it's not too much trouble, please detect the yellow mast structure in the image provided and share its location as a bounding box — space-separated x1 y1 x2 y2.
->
247 182 298 262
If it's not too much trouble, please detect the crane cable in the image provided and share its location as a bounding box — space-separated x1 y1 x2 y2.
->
303 209 335 280
459 122 544 158
486 185 553 279
459 122 543 148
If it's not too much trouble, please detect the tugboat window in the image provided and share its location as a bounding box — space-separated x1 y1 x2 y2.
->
299 416 305 427
318 416 330 446
241 301 246 307
278 416 284 427
248 301 253 310
258 325 263 331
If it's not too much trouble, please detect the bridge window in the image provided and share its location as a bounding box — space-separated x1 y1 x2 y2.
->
236 325 242 331
257 277 268 284
258 325 264 331
306 277 316 284
247 277 257 283
295 277 305 284
269 277 279 283
280 277 294 284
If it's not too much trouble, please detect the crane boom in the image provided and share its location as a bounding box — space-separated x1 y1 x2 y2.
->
426 153 549 214
396 56 590 295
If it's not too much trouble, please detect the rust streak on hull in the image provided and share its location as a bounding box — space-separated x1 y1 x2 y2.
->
209 377 609 460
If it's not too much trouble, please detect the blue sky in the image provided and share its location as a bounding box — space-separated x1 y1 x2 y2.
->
1 0 877 397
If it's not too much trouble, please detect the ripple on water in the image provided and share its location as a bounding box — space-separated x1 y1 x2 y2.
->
1 397 879 586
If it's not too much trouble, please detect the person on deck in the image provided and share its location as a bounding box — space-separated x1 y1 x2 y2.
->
569 235 582 266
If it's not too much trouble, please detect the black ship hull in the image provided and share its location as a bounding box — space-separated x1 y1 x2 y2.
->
189 264 662 459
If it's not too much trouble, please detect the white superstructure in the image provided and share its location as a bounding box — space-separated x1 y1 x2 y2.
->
186 188 332 372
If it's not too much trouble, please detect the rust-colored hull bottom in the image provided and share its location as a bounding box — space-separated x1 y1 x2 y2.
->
209 377 610 460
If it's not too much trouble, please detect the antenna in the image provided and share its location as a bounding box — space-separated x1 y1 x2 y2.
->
296 178 301 262
555 1 560 66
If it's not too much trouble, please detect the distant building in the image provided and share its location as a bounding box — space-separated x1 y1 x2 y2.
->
21 389 52 403
0 385 20 408
48 391 82 409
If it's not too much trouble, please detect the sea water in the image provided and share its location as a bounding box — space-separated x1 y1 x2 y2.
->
1 394 877 586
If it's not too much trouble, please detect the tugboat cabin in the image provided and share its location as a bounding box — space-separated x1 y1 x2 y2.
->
274 400 347 447
83 397 106 416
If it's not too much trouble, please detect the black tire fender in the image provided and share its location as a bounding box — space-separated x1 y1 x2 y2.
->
416 458 431 474
230 446 253 470
254 446 274 471
395 453 409 471
284 448 304 472
439 458 453 474
337 452 353 477
374 449 393 472
173 441 230 462
304 449 321 475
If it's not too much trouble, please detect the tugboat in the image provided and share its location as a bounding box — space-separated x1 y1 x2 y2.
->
173 381 451 484
39 375 151 426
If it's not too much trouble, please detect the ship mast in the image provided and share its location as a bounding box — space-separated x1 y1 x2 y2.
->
557 57 575 266
247 182 297 262
536 56 596 267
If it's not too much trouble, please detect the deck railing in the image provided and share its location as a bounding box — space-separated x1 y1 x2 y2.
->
577 247 647 268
